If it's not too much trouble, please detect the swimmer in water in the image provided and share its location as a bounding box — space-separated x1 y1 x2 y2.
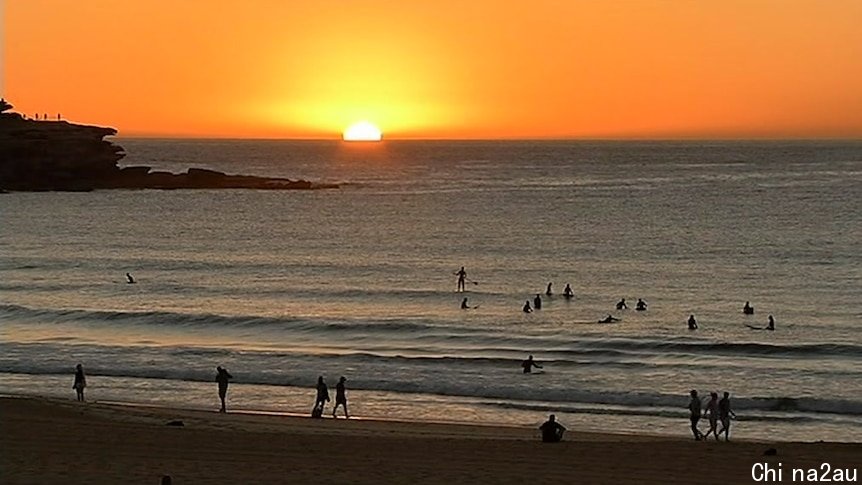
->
599 314 620 323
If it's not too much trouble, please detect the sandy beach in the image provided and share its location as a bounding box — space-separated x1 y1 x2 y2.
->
0 397 858 484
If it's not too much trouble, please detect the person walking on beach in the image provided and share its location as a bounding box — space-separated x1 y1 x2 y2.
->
332 376 349 418
533 294 542 310
522 355 543 374
687 314 698 330
718 392 737 441
215 366 233 413
702 392 720 441
73 363 86 402
454 267 467 292
313 376 330 418
539 414 566 442
523 300 533 313
563 284 574 299
546 282 553 296
616 298 627 310
688 390 704 440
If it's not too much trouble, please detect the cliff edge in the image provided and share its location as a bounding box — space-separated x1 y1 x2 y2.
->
0 99 337 192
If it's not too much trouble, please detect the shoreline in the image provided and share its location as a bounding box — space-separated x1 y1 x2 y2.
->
2 396 859 484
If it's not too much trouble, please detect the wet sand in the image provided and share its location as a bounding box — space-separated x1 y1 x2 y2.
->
1 396 858 484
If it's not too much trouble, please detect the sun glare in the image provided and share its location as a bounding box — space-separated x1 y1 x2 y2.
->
343 121 382 142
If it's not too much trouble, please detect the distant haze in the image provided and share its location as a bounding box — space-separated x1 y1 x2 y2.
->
7 0 862 139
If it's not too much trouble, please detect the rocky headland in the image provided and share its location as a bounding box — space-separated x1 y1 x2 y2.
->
0 99 337 192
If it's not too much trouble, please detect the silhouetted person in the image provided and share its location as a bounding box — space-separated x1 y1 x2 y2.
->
461 297 470 309
313 376 330 418
635 298 647 311
598 314 619 323
522 355 542 374
56 113 60 121
688 314 698 330
333 376 349 418
688 390 703 440
533 294 542 310
702 392 720 441
161 475 172 485
539 414 566 442
616 298 627 310
718 392 736 441
73 363 86 402
563 284 574 299
743 301 754 315
545 282 553 296
454 267 467 292
215 366 232 413
523 300 533 313
766 315 775 331
126 272 136 284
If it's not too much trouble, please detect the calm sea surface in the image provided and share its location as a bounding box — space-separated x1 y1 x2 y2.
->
1 139 860 441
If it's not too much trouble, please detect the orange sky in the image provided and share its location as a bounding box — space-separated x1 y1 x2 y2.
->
3 0 862 139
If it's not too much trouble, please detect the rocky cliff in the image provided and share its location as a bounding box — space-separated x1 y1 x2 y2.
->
0 99 337 192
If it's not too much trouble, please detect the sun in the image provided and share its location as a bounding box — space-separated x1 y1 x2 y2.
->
343 121 382 141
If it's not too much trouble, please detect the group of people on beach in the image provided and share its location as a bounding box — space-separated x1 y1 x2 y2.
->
689 390 737 441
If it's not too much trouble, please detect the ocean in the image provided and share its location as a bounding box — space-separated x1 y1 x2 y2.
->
1 139 860 441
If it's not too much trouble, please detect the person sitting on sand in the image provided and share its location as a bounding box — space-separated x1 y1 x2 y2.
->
563 284 574 299
766 315 775 331
702 392 720 441
546 282 553 296
126 272 136 284
73 363 86 402
635 298 647 311
533 294 542 310
523 300 533 313
313 376 330 418
598 314 620 323
718 392 737 441
743 301 754 315
333 376 349 419
522 355 543 374
539 414 566 442
216 366 233 413
688 390 704 441
687 315 698 330
616 298 627 310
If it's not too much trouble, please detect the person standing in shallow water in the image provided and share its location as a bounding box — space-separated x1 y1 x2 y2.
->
688 314 698 330
215 366 232 413
766 315 775 331
333 376 349 418
533 294 542 310
454 267 467 292
522 355 543 374
73 364 86 402
688 390 704 440
563 284 574 299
